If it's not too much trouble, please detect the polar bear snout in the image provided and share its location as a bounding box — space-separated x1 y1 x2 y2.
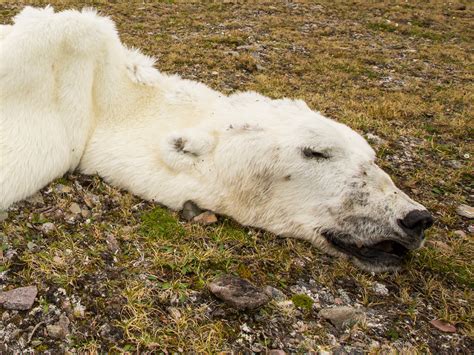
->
398 209 434 238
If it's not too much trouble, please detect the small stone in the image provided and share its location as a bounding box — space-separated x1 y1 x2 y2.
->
430 319 456 333
446 160 462 169
27 241 36 251
81 208 91 218
69 203 82 215
106 234 120 253
209 275 270 310
211 71 218 75
366 133 385 146
0 286 38 310
264 286 287 301
41 222 56 235
168 307 181 320
0 211 8 222
26 192 44 205
55 184 72 194
182 200 203 221
53 256 65 266
468 225 474 234
269 350 286 355
456 204 474 219
373 282 389 296
193 211 218 225
46 314 70 339
319 306 366 330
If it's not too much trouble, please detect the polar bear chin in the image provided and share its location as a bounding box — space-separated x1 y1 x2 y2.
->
0 6 433 272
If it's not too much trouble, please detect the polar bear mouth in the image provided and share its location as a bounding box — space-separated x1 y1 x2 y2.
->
323 230 410 265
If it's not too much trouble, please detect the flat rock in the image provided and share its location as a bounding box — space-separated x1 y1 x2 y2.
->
69 203 82 215
46 314 70 339
319 306 366 330
0 286 38 310
456 204 473 219
182 200 203 221
373 282 389 296
193 211 218 225
209 275 270 310
264 285 287 301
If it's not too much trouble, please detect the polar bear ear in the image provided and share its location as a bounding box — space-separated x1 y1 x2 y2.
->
160 130 216 171
226 123 264 133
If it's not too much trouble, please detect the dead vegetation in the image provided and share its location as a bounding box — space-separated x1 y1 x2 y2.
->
0 1 472 353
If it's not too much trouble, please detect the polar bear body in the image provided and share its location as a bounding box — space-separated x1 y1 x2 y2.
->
0 7 432 271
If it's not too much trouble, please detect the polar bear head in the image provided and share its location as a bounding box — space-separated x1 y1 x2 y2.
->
161 92 433 272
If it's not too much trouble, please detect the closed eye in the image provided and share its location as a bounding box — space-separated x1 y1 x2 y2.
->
301 147 330 160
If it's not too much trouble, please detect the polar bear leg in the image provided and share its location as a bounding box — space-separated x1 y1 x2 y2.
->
0 7 121 210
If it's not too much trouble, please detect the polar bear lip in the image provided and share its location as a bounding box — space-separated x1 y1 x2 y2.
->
323 231 410 265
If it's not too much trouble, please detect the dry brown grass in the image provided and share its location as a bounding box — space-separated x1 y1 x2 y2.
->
0 0 472 352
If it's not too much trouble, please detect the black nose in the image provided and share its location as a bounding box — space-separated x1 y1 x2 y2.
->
398 210 434 238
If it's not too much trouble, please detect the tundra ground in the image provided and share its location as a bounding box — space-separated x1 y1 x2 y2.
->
0 1 472 353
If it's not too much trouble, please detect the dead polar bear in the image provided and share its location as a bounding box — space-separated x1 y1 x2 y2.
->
0 7 433 271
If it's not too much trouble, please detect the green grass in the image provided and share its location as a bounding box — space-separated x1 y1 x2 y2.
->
0 0 472 353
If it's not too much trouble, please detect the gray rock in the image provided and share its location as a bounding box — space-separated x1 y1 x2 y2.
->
182 200 203 221
319 306 366 330
0 286 38 310
46 314 70 339
41 222 56 235
456 204 473 219
373 282 389 296
193 211 218 225
55 184 72 194
209 275 270 310
366 133 385 146
264 286 287 301
446 160 462 169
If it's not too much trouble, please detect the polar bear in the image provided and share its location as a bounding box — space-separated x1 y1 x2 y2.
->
0 7 433 271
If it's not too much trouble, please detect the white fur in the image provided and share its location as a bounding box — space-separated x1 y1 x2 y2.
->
0 7 429 271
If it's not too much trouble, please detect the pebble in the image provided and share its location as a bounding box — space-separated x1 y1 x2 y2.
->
373 282 389 296
446 160 462 169
106 234 120 254
193 211 218 225
0 286 38 310
366 133 385 146
41 222 56 235
46 314 70 339
68 203 82 215
456 204 474 219
319 306 366 330
264 286 287 301
55 184 72 194
209 275 270 310
182 200 203 221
